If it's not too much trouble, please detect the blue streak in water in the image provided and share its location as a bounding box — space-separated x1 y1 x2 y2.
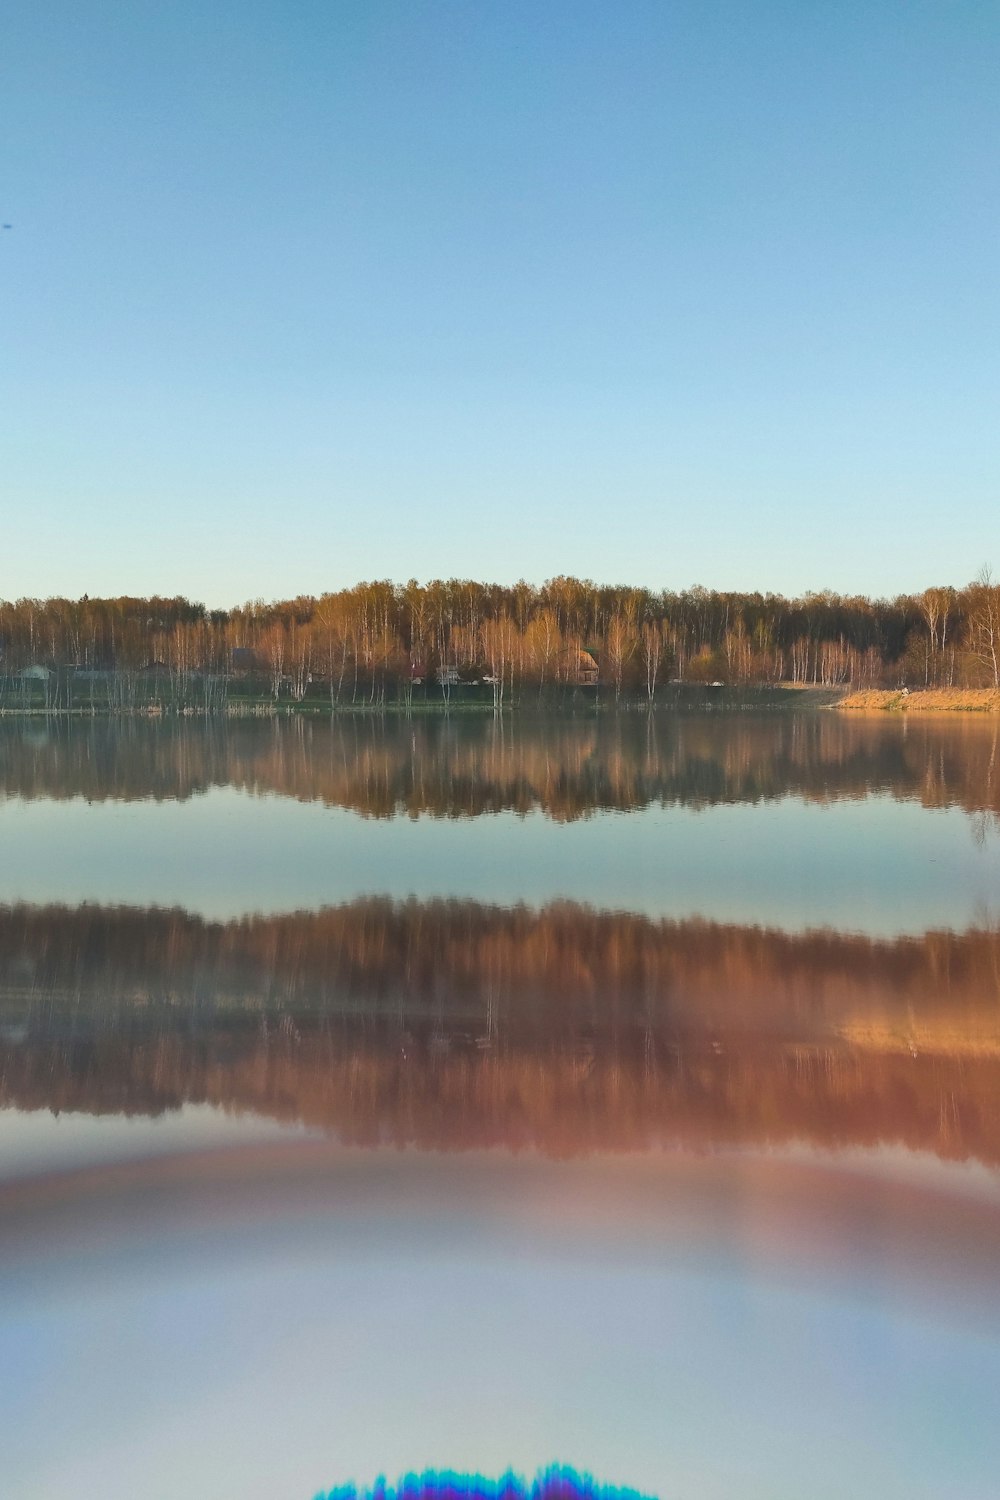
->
314 1465 657 1500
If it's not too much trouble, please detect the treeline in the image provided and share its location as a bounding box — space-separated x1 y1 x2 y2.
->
3 901 999 1161
1 575 998 705
3 712 998 816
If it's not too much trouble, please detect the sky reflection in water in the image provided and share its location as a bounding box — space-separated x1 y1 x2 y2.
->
3 1144 1000 1500
1 788 999 933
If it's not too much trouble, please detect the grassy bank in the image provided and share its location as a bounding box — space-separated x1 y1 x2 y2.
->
838 688 1000 713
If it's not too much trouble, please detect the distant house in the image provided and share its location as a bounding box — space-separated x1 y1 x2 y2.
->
558 647 599 687
231 647 267 674
20 665 52 683
437 665 460 688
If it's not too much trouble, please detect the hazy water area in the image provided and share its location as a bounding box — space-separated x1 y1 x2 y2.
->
2 712 1000 1499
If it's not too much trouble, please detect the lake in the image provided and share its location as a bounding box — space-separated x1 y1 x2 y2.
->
1 711 999 1499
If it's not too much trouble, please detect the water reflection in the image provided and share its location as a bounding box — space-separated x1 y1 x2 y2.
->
3 712 1000 1500
3 900 999 1164
3 1146 1000 1500
4 716 999 933
2 711 999 817
3 787 999 933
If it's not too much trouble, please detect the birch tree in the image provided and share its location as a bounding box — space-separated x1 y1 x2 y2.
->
640 620 666 703
968 568 1000 687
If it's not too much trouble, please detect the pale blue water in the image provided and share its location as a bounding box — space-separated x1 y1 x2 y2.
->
0 787 997 933
2 1147 999 1500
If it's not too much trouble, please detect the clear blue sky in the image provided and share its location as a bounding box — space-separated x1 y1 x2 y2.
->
2 0 998 607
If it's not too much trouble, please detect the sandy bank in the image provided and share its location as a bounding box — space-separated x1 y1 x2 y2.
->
838 688 1000 713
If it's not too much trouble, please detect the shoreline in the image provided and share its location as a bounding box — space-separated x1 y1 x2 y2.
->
0 684 845 719
837 689 1000 713
7 685 998 717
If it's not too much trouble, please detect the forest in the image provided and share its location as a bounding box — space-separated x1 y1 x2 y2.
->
1 574 998 708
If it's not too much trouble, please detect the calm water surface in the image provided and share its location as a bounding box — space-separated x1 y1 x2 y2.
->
1 713 999 1499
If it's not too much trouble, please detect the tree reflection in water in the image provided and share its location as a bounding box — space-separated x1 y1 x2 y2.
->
3 899 999 1164
2 712 998 819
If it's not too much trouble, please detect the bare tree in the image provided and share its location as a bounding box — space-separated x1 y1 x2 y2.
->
640 620 666 704
606 607 638 702
968 567 1000 687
